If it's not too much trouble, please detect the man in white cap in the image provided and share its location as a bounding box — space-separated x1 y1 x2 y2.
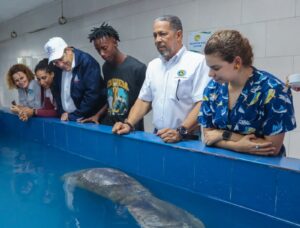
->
44 37 106 121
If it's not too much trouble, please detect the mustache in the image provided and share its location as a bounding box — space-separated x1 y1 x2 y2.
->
155 41 165 47
156 44 165 48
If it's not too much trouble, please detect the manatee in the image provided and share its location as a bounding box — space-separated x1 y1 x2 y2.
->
62 168 205 228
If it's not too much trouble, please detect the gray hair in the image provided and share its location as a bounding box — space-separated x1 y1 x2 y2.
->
154 15 183 31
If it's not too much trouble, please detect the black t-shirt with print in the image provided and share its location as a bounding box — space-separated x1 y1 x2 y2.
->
101 55 146 131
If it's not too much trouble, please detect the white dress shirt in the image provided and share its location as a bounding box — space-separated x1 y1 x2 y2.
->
138 46 210 130
61 59 76 113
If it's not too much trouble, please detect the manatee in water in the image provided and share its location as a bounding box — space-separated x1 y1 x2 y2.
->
62 168 205 228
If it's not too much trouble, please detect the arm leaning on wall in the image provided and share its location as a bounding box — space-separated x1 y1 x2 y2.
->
202 127 282 156
18 96 58 121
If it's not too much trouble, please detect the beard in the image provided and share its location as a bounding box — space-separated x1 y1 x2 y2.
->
157 47 171 60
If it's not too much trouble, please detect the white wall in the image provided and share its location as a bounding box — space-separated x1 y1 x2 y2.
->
0 0 299 158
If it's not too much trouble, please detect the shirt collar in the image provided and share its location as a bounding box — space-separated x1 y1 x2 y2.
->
160 45 186 65
27 80 35 90
71 54 75 70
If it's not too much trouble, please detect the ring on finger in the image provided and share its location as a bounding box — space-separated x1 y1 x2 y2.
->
255 145 260 149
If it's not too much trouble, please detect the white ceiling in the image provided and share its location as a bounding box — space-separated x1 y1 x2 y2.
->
0 0 56 24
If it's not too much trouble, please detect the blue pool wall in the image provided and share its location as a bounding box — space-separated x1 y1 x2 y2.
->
0 109 300 225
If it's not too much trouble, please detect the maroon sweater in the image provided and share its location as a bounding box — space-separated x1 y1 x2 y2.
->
35 90 58 117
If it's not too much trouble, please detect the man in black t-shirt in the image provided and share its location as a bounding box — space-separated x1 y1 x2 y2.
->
79 23 146 130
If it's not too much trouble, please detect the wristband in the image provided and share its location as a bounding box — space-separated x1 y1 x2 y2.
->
124 119 135 131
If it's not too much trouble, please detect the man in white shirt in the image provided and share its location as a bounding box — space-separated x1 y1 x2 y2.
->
113 15 210 143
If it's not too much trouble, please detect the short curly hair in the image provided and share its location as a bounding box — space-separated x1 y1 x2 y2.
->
6 64 35 89
88 22 120 43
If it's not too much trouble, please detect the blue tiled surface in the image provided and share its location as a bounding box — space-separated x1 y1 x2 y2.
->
194 153 233 201
115 137 141 174
93 132 118 166
43 121 56 146
276 170 300 224
66 124 83 155
75 128 101 159
23 118 44 143
163 147 195 189
53 122 68 151
1 109 300 225
1 113 22 137
138 141 165 181
231 161 277 215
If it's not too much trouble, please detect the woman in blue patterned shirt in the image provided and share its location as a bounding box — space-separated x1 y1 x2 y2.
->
199 30 296 156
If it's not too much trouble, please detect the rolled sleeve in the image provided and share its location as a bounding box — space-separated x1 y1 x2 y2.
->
198 87 214 128
262 87 296 135
138 66 153 102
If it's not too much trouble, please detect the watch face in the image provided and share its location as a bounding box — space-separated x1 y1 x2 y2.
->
178 127 188 136
222 130 232 140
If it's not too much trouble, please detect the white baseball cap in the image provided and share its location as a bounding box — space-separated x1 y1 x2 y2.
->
44 37 68 63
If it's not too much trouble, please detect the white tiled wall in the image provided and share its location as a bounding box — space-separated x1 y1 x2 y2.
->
0 0 299 158
266 17 300 57
242 0 295 23
254 57 294 81
196 0 242 28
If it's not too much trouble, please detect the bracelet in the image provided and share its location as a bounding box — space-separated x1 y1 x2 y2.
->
124 119 135 131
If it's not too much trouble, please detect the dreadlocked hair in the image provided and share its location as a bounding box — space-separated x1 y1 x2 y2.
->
88 22 120 43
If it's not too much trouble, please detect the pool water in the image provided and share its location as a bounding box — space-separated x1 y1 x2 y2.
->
0 136 139 228
0 136 296 228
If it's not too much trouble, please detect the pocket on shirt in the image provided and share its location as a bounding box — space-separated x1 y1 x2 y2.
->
27 90 36 102
169 77 193 102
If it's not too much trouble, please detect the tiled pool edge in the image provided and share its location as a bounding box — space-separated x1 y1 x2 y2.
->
1 109 299 225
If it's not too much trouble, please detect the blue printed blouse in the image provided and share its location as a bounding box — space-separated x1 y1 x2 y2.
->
199 68 296 136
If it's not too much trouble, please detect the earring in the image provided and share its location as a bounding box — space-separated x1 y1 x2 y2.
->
234 64 240 70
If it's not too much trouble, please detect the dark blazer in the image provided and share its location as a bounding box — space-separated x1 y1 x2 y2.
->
52 48 107 121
